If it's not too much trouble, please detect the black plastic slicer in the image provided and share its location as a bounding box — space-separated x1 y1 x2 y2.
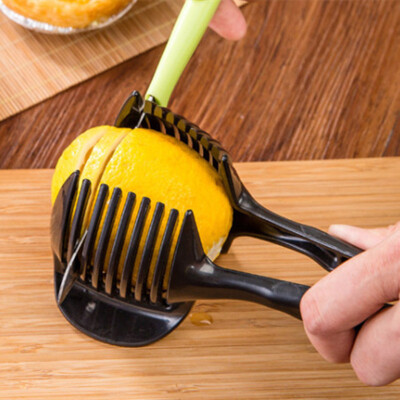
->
53 173 313 346
52 0 364 346
52 92 363 346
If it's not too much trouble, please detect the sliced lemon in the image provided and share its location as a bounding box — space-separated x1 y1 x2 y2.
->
97 128 233 286
52 126 233 288
51 126 109 204
79 126 131 228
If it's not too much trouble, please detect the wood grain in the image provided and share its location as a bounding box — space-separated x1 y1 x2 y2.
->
1 158 400 399
0 0 399 168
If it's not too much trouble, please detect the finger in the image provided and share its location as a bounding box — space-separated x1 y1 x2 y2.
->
328 224 393 250
209 0 247 40
351 303 400 386
300 229 400 363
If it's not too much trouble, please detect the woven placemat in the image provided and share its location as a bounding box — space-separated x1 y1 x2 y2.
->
0 0 184 121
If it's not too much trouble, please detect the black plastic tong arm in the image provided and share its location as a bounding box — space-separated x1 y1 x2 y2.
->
220 157 362 272
167 211 309 319
224 189 361 272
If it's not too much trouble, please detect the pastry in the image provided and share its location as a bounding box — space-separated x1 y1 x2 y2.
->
2 0 134 29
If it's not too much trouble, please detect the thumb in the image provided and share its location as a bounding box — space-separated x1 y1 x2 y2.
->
209 0 247 40
329 223 400 250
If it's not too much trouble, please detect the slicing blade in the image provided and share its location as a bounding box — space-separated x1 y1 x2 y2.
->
57 230 88 305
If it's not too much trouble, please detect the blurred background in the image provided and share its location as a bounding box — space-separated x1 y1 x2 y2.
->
0 0 398 168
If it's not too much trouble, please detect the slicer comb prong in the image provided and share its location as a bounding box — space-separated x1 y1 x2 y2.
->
51 170 80 263
150 208 179 304
105 192 136 295
134 202 165 302
92 187 121 289
81 184 109 279
67 179 91 264
119 197 150 298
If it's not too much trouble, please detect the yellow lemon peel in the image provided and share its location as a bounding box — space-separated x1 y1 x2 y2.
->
51 126 109 204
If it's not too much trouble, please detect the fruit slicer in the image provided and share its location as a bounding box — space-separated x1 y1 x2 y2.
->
52 0 361 346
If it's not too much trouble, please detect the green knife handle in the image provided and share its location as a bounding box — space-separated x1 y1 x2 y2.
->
145 0 221 107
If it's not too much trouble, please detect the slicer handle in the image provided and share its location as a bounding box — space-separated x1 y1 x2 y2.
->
146 0 221 106
169 256 309 320
167 210 308 319
229 188 363 272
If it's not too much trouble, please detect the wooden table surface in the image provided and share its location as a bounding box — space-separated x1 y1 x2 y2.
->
1 158 400 399
0 0 399 169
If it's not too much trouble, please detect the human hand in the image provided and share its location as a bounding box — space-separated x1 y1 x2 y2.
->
209 0 247 40
300 222 400 386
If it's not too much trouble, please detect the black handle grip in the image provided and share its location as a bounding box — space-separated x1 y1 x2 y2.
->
169 256 309 320
206 263 310 319
232 189 362 272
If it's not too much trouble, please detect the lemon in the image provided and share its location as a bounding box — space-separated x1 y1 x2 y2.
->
79 126 131 193
52 126 233 287
51 126 108 204
79 126 131 228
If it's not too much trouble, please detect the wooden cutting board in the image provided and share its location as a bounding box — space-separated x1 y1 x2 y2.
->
1 158 400 399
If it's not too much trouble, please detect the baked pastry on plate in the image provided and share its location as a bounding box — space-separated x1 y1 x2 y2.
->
0 0 136 33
